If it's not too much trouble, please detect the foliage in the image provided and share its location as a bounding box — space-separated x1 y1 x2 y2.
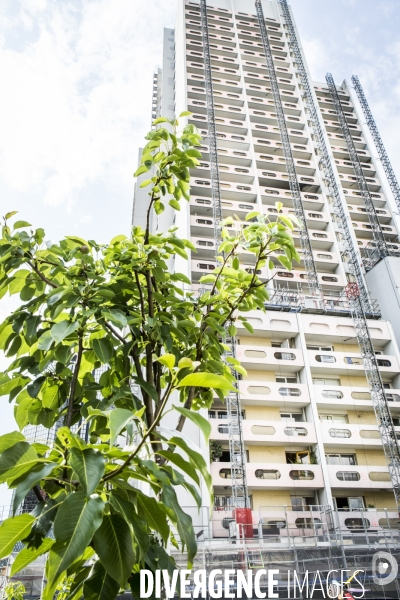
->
3 582 26 600
0 113 300 598
209 441 223 462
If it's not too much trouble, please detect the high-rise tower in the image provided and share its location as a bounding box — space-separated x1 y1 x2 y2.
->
133 0 400 585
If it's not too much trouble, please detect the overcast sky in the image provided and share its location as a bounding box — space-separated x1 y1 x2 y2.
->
0 0 399 503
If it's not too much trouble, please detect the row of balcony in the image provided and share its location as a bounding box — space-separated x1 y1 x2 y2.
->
237 380 400 410
191 259 346 289
211 418 399 450
210 462 391 490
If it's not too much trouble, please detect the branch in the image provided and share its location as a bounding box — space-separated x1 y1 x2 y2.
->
27 259 57 289
103 380 174 482
65 335 83 427
134 271 146 321
104 321 125 344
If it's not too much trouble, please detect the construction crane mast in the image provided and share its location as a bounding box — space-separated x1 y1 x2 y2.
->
351 74 400 215
199 0 249 511
255 0 322 302
276 0 400 509
326 73 390 259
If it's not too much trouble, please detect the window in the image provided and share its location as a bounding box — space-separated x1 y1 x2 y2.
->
316 355 336 363
291 497 316 511
255 469 280 480
274 352 295 360
337 472 360 481
284 427 307 437
329 428 351 438
281 412 304 422
320 415 348 424
321 390 343 399
307 345 334 352
326 454 356 465
344 357 363 365
290 470 314 481
313 378 340 386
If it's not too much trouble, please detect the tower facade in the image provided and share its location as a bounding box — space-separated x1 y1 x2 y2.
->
133 0 400 546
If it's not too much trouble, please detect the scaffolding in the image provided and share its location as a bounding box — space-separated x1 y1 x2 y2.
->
171 504 400 599
351 74 400 215
276 0 400 511
199 0 249 511
326 73 390 259
255 0 322 303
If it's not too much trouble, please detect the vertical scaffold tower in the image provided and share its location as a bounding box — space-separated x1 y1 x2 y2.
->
255 0 322 302
199 0 249 511
276 0 400 509
326 73 390 259
351 74 400 215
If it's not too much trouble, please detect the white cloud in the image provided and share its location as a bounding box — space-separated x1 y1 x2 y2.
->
0 0 177 213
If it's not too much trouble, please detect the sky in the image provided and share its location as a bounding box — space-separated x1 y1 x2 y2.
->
0 0 399 503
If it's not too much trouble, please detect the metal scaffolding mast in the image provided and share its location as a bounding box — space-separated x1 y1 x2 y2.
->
326 73 390 258
351 74 400 215
277 1 372 314
277 0 400 508
199 0 249 510
255 0 322 301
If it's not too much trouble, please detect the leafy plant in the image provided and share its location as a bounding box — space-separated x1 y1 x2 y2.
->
3 582 26 600
0 113 300 599
210 441 224 462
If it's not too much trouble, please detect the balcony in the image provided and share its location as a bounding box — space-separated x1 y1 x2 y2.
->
351 220 397 239
327 465 391 489
187 85 244 106
189 177 256 201
236 345 303 371
314 385 400 412
339 173 381 193
342 189 385 208
321 422 388 449
258 170 320 194
331 144 371 162
256 153 315 176
192 161 254 184
238 380 309 407
271 268 346 291
301 313 392 342
211 462 323 490
347 204 391 224
308 350 398 376
327 131 366 150
334 158 375 177
210 419 316 445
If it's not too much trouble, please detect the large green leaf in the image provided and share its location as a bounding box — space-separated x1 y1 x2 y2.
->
168 436 213 502
50 320 79 343
49 493 104 585
92 338 113 363
109 408 134 447
173 405 211 443
177 372 234 390
0 442 41 484
136 493 169 544
109 491 149 559
11 538 54 576
12 463 57 515
93 513 135 586
161 484 197 567
156 449 200 486
0 431 25 453
83 560 120 600
0 514 34 559
70 448 105 497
